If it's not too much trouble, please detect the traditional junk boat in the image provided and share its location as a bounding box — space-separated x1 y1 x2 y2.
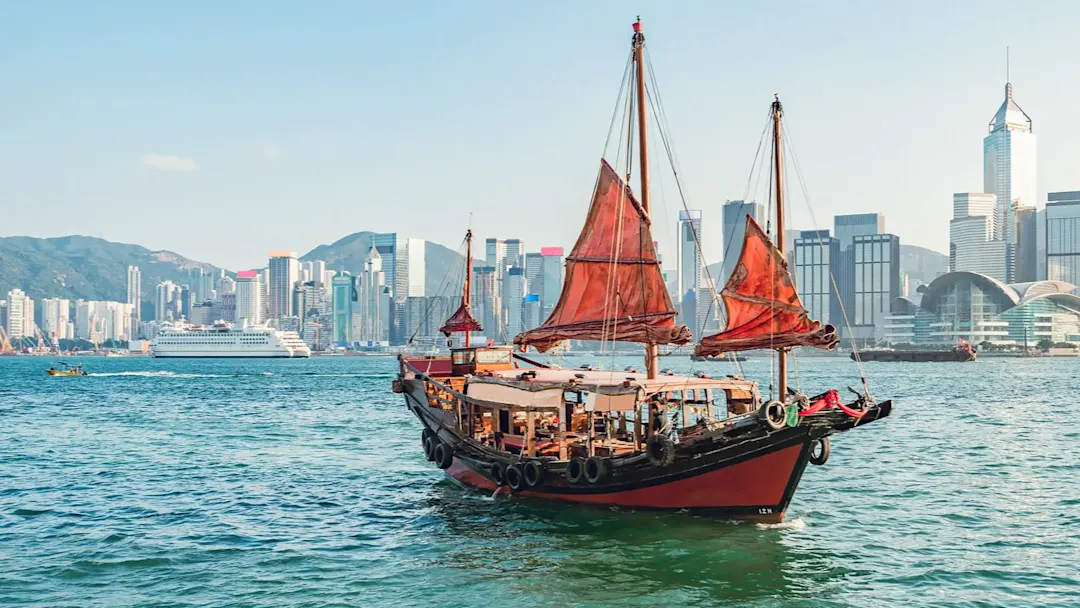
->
395 19 892 522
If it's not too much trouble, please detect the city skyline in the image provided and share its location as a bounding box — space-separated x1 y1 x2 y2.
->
4 3 1080 271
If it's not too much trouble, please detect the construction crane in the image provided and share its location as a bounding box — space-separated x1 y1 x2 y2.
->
0 326 13 355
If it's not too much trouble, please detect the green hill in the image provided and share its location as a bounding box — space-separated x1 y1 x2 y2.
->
0 235 224 319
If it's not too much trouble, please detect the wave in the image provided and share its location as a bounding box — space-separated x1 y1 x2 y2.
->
755 517 808 531
89 371 236 378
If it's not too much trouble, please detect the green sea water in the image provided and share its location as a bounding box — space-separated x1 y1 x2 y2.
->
1 355 1078 607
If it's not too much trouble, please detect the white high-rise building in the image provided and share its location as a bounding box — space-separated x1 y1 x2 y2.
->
360 246 388 342
983 78 1036 283
1047 191 1080 284
127 265 141 338
234 271 264 325
155 281 181 322
950 193 1009 281
41 298 71 343
5 289 34 340
268 251 300 320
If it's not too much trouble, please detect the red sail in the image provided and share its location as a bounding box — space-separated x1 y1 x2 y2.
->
694 215 837 356
514 160 691 352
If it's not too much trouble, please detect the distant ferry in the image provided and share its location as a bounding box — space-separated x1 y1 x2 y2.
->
150 320 311 358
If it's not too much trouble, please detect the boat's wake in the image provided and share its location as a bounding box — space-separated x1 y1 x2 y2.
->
755 517 807 531
89 371 244 378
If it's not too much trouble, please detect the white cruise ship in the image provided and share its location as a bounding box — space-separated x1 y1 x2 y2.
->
150 320 311 358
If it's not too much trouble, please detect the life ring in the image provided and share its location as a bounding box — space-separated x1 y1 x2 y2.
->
584 456 609 484
760 400 787 431
523 460 545 488
490 462 507 486
809 438 830 466
567 457 587 484
432 442 454 469
422 435 437 462
505 464 526 491
645 435 676 467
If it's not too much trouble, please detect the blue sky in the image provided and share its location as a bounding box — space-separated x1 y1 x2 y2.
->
2 1 1079 271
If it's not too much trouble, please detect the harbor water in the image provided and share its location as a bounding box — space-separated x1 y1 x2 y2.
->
1 355 1078 607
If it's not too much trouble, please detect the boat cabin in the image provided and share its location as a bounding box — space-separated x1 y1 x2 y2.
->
402 353 761 462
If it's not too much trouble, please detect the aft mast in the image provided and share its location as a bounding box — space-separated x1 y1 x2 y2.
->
464 230 473 348
632 17 659 380
772 95 788 399
438 229 483 343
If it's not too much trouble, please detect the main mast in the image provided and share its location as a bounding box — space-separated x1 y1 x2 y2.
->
464 229 473 348
772 95 787 399
633 17 658 380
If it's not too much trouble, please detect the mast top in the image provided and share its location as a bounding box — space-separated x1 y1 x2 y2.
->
633 16 642 33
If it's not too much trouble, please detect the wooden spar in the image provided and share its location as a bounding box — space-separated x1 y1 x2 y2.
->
633 17 659 380
464 229 473 348
772 95 787 400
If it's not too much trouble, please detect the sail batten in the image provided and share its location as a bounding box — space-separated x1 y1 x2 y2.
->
514 159 691 352
694 215 837 356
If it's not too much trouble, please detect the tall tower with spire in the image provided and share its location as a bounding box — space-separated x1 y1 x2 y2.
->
982 53 1036 283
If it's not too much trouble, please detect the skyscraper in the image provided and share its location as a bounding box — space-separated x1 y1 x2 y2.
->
407 239 426 298
372 233 407 302
852 234 901 340
504 239 524 272
676 210 702 333
504 267 526 338
983 78 1036 282
331 272 355 345
5 289 34 340
524 252 544 295
127 265 141 338
471 265 500 341
41 298 71 343
793 230 841 327
950 193 1009 281
1014 203 1038 282
486 238 507 278
1047 191 1080 284
539 247 564 319
721 200 764 286
234 271 263 325
834 213 885 325
360 246 388 342
268 251 300 320
155 281 181 322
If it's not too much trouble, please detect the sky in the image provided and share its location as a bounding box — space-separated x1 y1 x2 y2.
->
2 1 1080 271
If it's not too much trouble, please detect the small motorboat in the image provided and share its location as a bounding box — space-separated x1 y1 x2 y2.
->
46 362 88 376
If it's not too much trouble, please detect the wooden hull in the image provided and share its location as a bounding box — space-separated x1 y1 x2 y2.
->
400 378 891 523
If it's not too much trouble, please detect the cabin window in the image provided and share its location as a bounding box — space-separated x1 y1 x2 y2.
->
451 350 475 365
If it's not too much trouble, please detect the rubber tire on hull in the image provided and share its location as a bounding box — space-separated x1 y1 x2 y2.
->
760 400 787 431
505 464 526 491
423 436 437 462
645 435 676 467
432 442 454 469
567 457 587 484
491 462 507 486
584 456 609 484
523 460 545 488
809 437 830 466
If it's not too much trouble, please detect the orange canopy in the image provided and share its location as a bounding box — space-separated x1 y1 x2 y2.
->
694 215 837 356
515 160 690 352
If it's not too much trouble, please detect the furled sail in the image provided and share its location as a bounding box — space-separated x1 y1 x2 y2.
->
514 160 691 352
439 302 482 336
694 215 837 356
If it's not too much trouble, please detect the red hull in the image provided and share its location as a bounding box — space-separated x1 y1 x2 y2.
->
444 444 804 523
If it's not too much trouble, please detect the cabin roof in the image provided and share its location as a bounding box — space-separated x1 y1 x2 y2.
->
479 368 756 396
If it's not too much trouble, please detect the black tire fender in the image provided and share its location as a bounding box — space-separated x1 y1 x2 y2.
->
567 457 587 484
491 461 507 486
760 400 787 431
523 460 545 488
584 456 609 484
645 435 676 467
809 437 830 466
432 441 454 469
422 435 437 462
505 464 526 491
